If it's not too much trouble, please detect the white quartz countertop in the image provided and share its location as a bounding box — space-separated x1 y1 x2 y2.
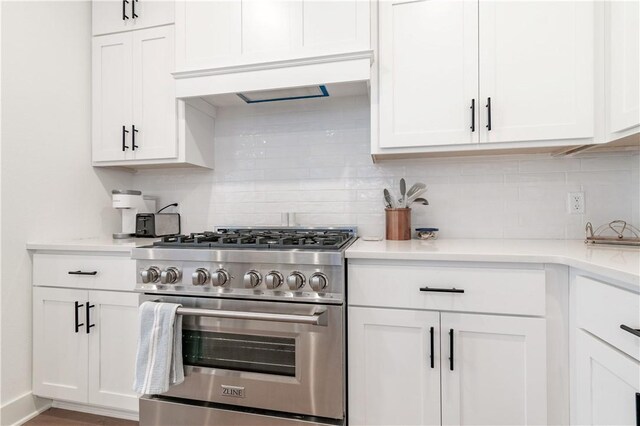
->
26 237 158 253
346 239 640 287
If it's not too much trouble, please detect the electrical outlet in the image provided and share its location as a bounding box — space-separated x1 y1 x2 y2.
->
568 192 585 214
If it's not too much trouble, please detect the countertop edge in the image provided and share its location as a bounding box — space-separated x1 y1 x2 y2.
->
26 239 157 253
346 245 640 288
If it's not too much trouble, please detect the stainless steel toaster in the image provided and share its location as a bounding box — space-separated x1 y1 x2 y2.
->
135 213 181 238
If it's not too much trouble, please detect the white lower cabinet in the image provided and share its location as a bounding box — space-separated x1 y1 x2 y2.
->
575 330 640 426
440 313 547 426
572 272 640 426
349 307 547 426
33 287 139 412
33 287 89 403
349 308 441 426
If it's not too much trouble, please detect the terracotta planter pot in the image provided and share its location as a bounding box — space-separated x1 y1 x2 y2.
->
385 208 411 240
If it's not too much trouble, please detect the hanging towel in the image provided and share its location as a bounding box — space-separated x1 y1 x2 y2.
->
133 301 185 394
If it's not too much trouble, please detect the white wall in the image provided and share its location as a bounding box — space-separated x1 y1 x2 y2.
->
0 2 131 423
134 95 640 239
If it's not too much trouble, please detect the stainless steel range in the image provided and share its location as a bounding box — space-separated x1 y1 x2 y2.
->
132 227 356 426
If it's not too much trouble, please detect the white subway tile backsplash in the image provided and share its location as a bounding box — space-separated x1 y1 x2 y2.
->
133 96 639 239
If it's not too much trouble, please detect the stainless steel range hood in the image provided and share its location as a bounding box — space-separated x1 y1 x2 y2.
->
172 50 373 107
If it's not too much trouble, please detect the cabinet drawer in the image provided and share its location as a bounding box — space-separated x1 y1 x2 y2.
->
348 263 545 316
576 275 640 361
33 253 136 291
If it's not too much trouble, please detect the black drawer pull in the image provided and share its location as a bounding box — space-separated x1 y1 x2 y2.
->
420 286 464 294
86 303 95 334
449 328 455 371
122 125 129 151
132 125 139 150
470 98 475 132
635 392 639 426
74 301 84 333
486 97 492 131
621 324 640 338
429 326 435 369
122 0 129 20
68 270 98 276
132 0 138 18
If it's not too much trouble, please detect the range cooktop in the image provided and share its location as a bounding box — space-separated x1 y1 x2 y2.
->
152 227 357 251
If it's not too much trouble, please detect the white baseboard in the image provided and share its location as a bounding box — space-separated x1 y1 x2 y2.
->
0 392 51 426
52 400 139 421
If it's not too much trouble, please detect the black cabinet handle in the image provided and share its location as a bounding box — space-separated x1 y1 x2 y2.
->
68 270 98 276
122 0 129 20
74 301 84 333
449 329 454 371
122 125 129 151
470 99 475 132
635 392 639 426
429 326 435 369
132 0 138 18
486 97 492 131
420 286 464 294
621 324 640 338
86 303 95 334
132 125 139 150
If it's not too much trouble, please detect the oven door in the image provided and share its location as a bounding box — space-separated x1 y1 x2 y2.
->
140 294 344 420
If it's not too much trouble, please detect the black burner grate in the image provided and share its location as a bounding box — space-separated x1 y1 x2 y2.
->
153 228 356 250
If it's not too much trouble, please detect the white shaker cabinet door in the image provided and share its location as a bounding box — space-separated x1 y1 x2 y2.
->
93 0 174 36
607 0 640 136
440 313 547 426
575 330 640 426
301 0 370 54
479 0 594 144
175 0 242 71
88 291 140 412
349 307 441 426
132 25 177 161
92 33 133 162
33 287 89 403
378 0 479 148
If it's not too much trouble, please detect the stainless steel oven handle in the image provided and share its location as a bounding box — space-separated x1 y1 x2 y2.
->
176 307 327 326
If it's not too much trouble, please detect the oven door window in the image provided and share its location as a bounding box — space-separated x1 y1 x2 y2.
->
182 329 296 377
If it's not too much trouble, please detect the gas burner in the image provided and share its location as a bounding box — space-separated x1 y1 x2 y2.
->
152 227 356 251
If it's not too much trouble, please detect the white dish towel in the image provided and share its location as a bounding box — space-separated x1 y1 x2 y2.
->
133 301 185 394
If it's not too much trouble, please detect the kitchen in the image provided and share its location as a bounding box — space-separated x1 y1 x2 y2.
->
1 0 639 425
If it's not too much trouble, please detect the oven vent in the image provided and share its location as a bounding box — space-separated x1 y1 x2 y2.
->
237 85 329 104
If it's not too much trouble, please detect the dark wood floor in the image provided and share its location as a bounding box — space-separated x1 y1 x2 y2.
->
24 408 138 426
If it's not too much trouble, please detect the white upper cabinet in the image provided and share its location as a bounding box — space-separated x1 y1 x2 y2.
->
132 25 177 160
378 0 479 148
374 0 599 156
92 32 132 162
92 25 215 169
93 0 174 36
479 0 594 144
606 0 640 139
175 0 371 71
